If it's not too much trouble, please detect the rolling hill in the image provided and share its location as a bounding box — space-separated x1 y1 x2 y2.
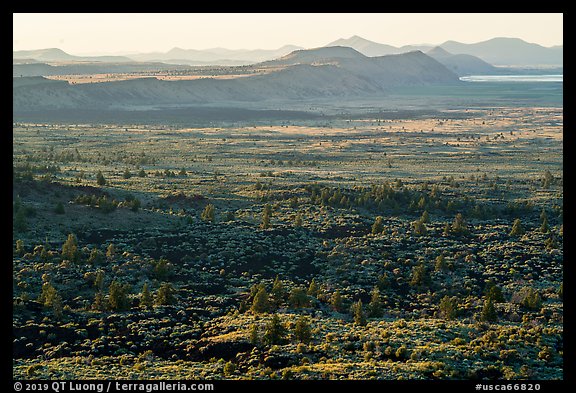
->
426 47 500 76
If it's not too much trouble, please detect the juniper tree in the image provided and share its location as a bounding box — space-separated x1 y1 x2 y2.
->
540 209 549 233
330 290 344 312
263 314 286 345
251 286 271 314
294 315 312 344
510 219 525 236
201 204 216 223
271 275 286 305
96 170 106 186
480 297 497 322
485 280 504 303
108 280 131 311
155 282 176 306
140 282 153 309
87 248 103 265
420 210 430 223
15 239 25 257
438 296 458 320
94 270 105 291
451 213 468 235
249 324 260 345
368 286 383 318
61 233 79 262
351 299 367 326
288 287 310 308
410 263 430 288
294 213 303 227
434 254 447 272
106 243 116 260
372 216 384 234
261 203 272 229
307 278 319 298
412 219 428 236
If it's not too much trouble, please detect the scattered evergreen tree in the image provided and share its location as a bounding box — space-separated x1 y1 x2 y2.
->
201 204 216 223
140 282 153 309
330 290 344 312
372 216 384 234
307 278 319 298
94 270 105 291
15 239 25 257
294 315 312 344
377 273 390 291
263 314 286 345
251 286 271 314
92 291 105 311
540 209 549 233
261 203 272 229
351 299 367 326
271 275 286 305
412 219 428 236
249 324 260 345
368 286 383 318
223 361 236 377
545 234 558 250
510 219 525 236
558 282 563 300
542 170 554 188
485 281 505 303
451 213 468 235
294 213 303 227
106 243 116 260
288 287 310 308
137 169 147 177
155 282 176 306
434 254 447 272
480 297 498 322
420 210 430 223
38 282 59 308
122 169 132 179
108 280 130 311
521 288 542 310
61 233 79 262
438 296 458 320
410 263 430 287
154 257 171 280
87 248 103 265
96 170 106 186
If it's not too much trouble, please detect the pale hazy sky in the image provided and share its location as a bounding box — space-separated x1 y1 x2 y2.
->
13 13 563 55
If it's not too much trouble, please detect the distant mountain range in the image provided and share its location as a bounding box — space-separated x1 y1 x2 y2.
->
12 48 134 63
329 36 562 67
13 47 459 111
13 36 562 68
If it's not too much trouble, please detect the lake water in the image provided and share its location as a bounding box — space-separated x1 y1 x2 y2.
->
460 75 563 83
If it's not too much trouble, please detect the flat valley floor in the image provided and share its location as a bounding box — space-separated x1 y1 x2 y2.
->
13 90 563 379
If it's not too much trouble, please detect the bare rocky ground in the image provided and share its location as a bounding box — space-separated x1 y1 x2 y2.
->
12 105 562 380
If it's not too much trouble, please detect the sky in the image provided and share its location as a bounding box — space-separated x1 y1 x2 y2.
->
13 13 563 55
